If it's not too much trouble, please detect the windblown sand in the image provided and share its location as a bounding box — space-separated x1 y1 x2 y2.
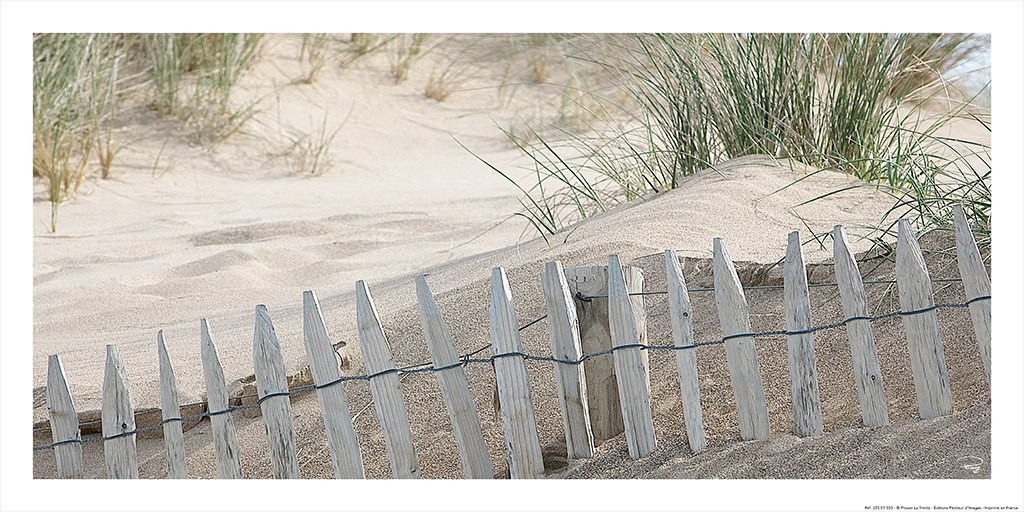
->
32 35 991 479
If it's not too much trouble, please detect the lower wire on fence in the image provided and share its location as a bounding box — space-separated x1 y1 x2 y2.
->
32 295 989 452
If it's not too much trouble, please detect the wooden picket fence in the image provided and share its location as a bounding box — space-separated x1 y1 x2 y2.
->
41 207 992 479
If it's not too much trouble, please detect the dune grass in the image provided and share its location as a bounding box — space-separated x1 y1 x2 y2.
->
33 34 124 231
142 34 264 145
284 110 346 176
474 33 991 245
34 32 989 242
424 36 480 102
385 33 431 84
340 33 391 68
33 33 265 231
298 33 333 84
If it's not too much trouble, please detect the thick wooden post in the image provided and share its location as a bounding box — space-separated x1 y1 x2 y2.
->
783 232 824 437
952 204 991 383
561 265 646 445
302 290 365 479
102 344 139 479
607 255 657 459
490 267 545 479
253 305 300 479
896 220 952 419
832 226 889 427
664 250 707 453
416 277 493 478
712 238 770 441
200 319 243 479
356 280 420 479
46 354 84 479
157 331 187 478
541 261 595 460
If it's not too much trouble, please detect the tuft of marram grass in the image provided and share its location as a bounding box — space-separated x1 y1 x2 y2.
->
33 33 125 231
424 36 480 102
341 33 391 68
474 33 991 246
267 104 349 176
33 33 267 231
141 33 265 145
385 33 432 84
290 111 345 176
297 33 333 84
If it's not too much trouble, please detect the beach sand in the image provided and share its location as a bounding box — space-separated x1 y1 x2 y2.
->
31 34 991 480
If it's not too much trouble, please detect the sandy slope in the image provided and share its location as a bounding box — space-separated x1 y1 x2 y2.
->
32 35 991 480
32 35 540 419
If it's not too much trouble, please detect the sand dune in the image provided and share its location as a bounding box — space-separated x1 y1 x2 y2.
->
31 35 990 482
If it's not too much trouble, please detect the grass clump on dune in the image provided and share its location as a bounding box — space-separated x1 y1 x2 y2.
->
297 33 332 84
478 33 990 246
141 33 264 144
385 33 431 84
274 110 346 176
424 36 480 102
33 34 126 232
33 33 265 231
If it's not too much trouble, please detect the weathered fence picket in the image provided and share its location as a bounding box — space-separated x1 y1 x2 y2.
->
664 250 707 453
783 232 824 437
832 226 889 427
415 277 493 479
541 261 595 460
102 344 139 479
712 238 770 441
46 354 83 479
561 265 647 445
896 219 952 420
356 280 420 479
302 290 366 479
157 331 187 478
952 204 991 383
200 319 243 479
489 267 545 479
607 255 657 459
253 305 301 478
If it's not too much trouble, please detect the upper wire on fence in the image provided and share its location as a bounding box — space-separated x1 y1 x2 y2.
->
33 293 989 452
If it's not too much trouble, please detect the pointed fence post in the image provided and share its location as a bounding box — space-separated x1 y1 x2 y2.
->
712 238 770 441
102 344 139 479
952 205 991 383
253 305 300 478
356 280 420 479
560 265 646 445
416 277 494 478
200 319 243 479
896 220 952 419
157 331 187 478
46 354 84 479
607 255 657 459
302 290 365 479
664 250 707 453
832 226 889 427
783 232 824 437
489 267 545 479
541 261 595 460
